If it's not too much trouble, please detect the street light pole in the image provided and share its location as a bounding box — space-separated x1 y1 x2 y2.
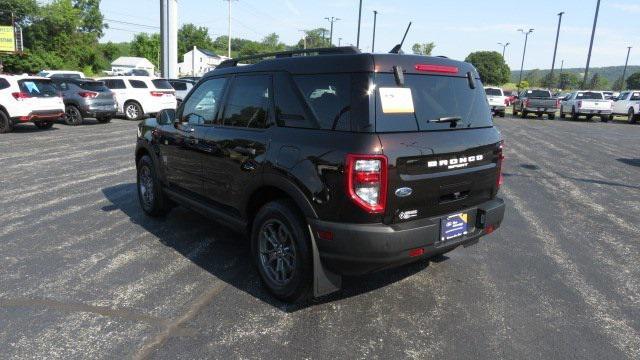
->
550 11 564 83
298 29 306 49
517 29 534 89
372 10 378 52
356 0 363 48
583 0 601 88
325 17 340 46
620 46 632 90
497 42 510 58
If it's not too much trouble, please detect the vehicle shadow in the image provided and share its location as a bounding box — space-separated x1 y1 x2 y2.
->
617 158 640 168
10 125 60 133
101 183 432 312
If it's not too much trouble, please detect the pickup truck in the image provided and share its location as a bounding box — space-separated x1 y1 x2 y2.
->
485 87 506 117
512 89 559 119
610 90 640 123
560 91 612 122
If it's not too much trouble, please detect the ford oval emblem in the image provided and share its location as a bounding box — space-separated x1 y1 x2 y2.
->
395 187 413 197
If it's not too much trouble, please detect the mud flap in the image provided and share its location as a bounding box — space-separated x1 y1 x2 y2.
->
307 225 342 297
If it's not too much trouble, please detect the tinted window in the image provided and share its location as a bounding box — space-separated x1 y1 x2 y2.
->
274 73 317 128
18 79 59 97
375 73 492 132
525 90 551 98
485 88 502 96
129 80 147 89
56 81 69 91
50 73 82 79
294 74 351 131
630 92 640 101
104 79 126 89
181 77 227 126
78 81 109 92
152 79 173 89
576 91 603 100
170 81 188 91
0 78 10 90
222 75 271 129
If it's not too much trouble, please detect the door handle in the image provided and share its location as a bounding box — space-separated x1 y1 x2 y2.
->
234 146 256 156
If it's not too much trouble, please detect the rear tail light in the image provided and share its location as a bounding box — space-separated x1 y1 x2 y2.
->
504 98 509 105
524 99 530 108
496 141 504 190
555 99 560 108
150 91 168 97
577 100 582 108
345 154 388 214
78 91 98 98
12 92 31 100
414 64 459 74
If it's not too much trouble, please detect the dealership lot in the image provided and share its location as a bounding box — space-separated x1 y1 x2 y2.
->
1 117 639 359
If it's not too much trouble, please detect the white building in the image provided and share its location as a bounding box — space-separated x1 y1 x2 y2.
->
178 47 229 77
109 57 155 76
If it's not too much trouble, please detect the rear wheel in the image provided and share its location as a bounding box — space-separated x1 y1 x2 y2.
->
0 110 12 134
520 110 528 119
629 108 637 124
252 200 312 303
586 115 594 121
560 106 566 119
548 114 556 120
124 101 143 121
600 115 609 123
137 155 171 217
512 105 518 116
34 121 54 129
499 111 505 118
64 105 84 126
571 107 579 121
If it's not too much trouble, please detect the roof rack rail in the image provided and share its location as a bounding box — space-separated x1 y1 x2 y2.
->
216 46 361 69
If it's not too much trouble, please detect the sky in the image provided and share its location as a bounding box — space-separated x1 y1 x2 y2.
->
100 0 640 70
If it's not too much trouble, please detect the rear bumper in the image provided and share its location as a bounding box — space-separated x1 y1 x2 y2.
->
576 109 612 115
80 103 118 118
11 110 65 123
311 198 505 275
523 107 557 113
490 105 506 111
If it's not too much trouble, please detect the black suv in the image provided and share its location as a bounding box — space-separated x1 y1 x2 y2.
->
135 47 505 302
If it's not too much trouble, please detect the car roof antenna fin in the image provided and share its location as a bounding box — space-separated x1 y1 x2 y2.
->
389 22 412 54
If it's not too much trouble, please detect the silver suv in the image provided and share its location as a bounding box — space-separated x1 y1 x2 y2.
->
53 78 117 125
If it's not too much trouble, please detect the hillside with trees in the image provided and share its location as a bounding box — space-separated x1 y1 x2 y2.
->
511 66 640 90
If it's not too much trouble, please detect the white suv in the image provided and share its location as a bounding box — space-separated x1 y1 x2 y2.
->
96 76 177 120
0 75 65 133
610 90 640 123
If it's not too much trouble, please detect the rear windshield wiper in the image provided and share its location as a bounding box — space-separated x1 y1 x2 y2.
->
428 116 461 124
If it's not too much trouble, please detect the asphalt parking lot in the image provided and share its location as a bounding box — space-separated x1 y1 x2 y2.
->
1 116 639 359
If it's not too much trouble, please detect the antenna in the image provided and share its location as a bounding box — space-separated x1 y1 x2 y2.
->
389 21 412 54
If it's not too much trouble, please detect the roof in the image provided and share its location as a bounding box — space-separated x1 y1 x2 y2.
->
111 57 155 68
199 49 218 57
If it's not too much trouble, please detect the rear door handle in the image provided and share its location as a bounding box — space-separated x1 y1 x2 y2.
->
234 146 256 156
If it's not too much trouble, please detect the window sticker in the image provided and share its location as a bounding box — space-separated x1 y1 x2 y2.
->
379 87 415 114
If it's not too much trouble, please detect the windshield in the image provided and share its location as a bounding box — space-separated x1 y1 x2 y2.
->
577 91 603 100
18 79 58 97
374 73 492 132
485 88 502 96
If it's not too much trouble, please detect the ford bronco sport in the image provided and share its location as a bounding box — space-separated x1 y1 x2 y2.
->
135 47 505 302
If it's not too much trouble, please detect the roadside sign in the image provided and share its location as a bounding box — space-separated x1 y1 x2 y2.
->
0 26 16 52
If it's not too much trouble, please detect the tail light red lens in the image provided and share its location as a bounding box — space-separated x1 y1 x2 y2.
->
345 154 388 214
555 99 560 108
150 91 169 97
414 64 459 74
524 99 530 108
12 92 31 100
496 141 504 190
78 91 98 98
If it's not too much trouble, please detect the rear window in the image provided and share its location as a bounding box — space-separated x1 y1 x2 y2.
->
485 88 502 96
0 78 9 90
129 80 148 89
104 79 126 89
18 79 58 97
78 81 109 92
576 91 603 100
152 79 173 90
50 73 82 79
374 73 492 132
525 90 551 98
170 81 188 91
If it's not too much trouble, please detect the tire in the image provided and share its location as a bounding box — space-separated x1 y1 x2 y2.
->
560 106 566 119
537 113 543 118
548 114 555 120
629 108 637 124
499 111 505 118
571 107 579 121
64 105 84 126
586 115 594 121
600 115 609 123
34 121 54 129
520 109 527 119
124 101 143 121
512 105 518 116
97 116 112 123
0 110 12 134
251 200 312 303
137 155 171 217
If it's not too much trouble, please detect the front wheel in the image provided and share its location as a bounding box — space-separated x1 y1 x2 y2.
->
520 109 528 119
34 121 54 129
64 105 84 125
252 200 312 303
137 155 171 217
571 107 579 121
560 106 566 119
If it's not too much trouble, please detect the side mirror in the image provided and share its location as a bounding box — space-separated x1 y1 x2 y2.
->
156 108 176 126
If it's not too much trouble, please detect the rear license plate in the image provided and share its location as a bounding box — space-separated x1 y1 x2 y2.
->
440 213 468 241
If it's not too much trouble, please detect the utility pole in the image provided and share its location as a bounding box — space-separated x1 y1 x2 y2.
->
583 0 600 88
160 0 178 78
298 30 307 49
558 59 564 88
517 28 534 89
620 46 632 90
325 17 340 46
338 37 342 47
550 11 564 83
372 10 378 53
356 0 363 48
497 42 510 58
224 0 236 58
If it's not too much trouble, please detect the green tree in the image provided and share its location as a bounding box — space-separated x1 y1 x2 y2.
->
296 28 329 49
626 72 640 90
523 69 542 87
542 72 557 89
0 0 38 25
130 33 160 69
73 0 106 37
178 23 214 61
558 72 580 90
588 73 608 90
464 51 511 85
261 32 285 52
612 77 624 91
517 80 530 89
411 42 435 56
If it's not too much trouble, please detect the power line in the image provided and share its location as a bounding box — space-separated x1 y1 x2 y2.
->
104 18 159 30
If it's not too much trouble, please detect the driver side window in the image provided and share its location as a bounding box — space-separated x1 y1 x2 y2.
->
181 77 228 126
